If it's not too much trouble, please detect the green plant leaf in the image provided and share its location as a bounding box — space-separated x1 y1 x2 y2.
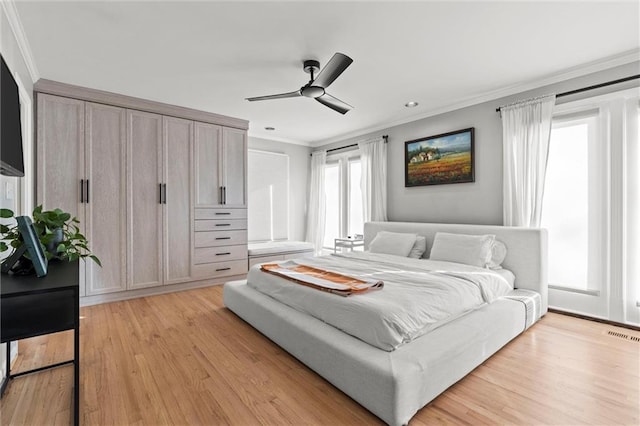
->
89 255 102 267
0 241 7 252
0 223 10 233
0 208 14 218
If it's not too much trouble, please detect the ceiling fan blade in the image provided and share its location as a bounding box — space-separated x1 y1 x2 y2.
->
246 90 301 102
316 93 353 115
312 53 353 89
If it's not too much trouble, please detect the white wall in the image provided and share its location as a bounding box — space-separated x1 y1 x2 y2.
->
247 137 310 241
0 3 36 381
316 61 640 225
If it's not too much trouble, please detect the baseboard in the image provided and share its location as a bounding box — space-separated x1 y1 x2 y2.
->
549 308 640 331
80 273 247 307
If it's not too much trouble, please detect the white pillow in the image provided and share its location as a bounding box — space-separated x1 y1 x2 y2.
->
408 236 427 259
369 231 417 257
487 240 507 269
429 232 495 267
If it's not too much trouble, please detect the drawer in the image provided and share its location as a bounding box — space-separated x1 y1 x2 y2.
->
194 230 247 248
194 244 247 265
195 219 247 232
1 289 76 341
195 208 247 220
192 259 248 280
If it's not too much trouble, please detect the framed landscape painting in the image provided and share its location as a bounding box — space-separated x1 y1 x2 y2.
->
405 127 475 187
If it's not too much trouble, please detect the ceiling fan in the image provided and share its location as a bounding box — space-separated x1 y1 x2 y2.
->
246 52 354 115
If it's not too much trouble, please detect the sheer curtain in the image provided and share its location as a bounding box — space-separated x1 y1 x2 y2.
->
502 94 556 227
305 151 327 254
358 137 387 222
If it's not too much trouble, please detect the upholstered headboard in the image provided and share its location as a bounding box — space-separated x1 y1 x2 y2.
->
364 221 548 314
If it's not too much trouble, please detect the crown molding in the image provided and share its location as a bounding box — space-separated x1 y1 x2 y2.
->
1 0 39 82
311 49 640 147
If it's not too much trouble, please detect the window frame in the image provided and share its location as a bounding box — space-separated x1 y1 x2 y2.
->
322 150 362 250
546 87 640 325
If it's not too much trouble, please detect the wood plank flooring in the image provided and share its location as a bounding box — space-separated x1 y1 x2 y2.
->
1 285 639 425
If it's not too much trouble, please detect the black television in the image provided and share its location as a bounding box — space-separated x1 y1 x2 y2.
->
1 54 25 177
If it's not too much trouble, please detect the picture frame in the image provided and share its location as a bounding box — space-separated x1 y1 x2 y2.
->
404 127 475 187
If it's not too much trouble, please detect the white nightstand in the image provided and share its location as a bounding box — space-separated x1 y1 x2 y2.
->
334 238 365 253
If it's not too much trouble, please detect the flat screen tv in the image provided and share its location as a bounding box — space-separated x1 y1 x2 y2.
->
1 54 25 177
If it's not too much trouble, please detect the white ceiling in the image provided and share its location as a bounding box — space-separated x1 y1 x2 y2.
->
14 1 640 146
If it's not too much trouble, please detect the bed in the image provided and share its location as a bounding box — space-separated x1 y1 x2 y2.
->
223 222 548 425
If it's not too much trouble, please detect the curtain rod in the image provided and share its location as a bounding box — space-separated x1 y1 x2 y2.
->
310 135 388 156
495 74 640 112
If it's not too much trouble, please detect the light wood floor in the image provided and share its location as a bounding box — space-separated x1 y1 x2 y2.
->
2 285 639 425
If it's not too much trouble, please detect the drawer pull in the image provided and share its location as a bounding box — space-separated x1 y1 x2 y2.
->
216 267 231 272
215 237 231 240
215 223 231 227
215 252 231 256
215 212 231 215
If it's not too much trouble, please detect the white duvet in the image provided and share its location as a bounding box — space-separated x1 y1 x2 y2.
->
247 252 514 351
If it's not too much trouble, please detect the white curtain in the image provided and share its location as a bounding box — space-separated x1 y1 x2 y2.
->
502 94 556 227
305 151 327 254
358 137 388 222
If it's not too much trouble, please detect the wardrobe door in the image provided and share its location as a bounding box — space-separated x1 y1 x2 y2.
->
127 110 163 289
221 127 247 207
163 116 193 284
84 102 127 295
36 94 86 295
193 122 222 207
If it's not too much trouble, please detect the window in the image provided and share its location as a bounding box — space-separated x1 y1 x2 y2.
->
545 88 640 325
541 114 598 290
247 150 289 241
323 162 340 248
322 153 363 250
348 159 363 237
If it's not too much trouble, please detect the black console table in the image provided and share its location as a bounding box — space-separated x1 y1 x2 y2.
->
0 260 79 426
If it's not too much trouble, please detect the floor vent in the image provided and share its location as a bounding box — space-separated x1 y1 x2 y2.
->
608 330 640 342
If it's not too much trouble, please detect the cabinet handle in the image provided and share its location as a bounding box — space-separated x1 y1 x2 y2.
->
163 184 167 205
216 267 231 272
159 183 163 204
215 223 231 227
86 179 90 203
215 252 231 256
215 237 231 240
80 180 85 203
219 186 223 204
215 212 231 215
223 186 227 205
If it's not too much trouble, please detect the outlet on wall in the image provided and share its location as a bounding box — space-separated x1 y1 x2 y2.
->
5 181 14 200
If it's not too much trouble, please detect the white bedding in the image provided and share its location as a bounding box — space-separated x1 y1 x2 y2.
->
247 252 514 351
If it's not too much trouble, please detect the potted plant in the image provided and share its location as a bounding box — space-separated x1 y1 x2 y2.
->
1 205 101 268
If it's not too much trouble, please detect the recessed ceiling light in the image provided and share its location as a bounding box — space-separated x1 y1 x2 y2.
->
265 126 275 131
405 101 419 108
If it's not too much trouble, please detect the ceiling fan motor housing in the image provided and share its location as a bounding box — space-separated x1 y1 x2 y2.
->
303 60 320 75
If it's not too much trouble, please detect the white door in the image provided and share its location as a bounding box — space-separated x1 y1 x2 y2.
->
36 94 87 295
221 127 247 207
127 110 163 289
84 102 127 295
163 116 193 284
194 122 222 207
